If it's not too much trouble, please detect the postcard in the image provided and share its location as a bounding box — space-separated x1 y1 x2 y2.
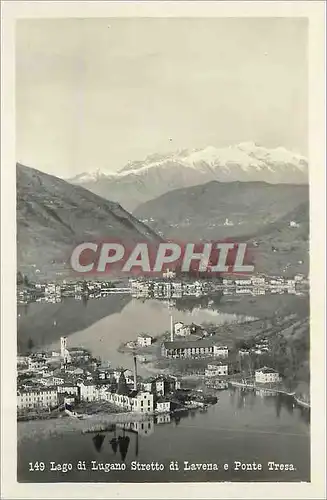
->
1 1 326 499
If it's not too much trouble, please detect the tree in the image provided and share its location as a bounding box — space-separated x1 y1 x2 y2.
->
117 371 129 395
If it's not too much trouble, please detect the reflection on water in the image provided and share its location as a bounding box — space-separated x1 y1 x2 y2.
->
92 433 105 453
18 389 310 483
88 394 310 463
17 295 132 353
17 293 231 353
174 293 223 311
18 296 246 376
18 292 309 356
17 293 310 483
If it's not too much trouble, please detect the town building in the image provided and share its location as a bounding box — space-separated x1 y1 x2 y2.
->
163 269 176 279
234 279 252 286
129 279 151 295
205 363 228 377
17 356 29 365
251 276 266 286
161 339 228 359
63 395 76 406
104 390 154 413
289 220 300 228
76 380 110 401
38 375 54 387
64 366 84 377
98 369 112 380
270 278 285 286
131 391 154 413
28 357 47 371
112 369 134 386
142 377 165 395
45 284 61 296
137 334 153 347
77 381 98 402
171 376 181 390
60 336 71 364
141 375 181 395
52 376 65 385
17 388 58 410
57 384 79 396
255 367 280 384
68 347 91 362
51 351 61 358
156 399 171 413
174 322 191 337
214 346 229 358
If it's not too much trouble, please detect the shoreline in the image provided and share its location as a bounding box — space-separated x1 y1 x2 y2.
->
294 396 310 408
229 381 310 408
17 411 155 442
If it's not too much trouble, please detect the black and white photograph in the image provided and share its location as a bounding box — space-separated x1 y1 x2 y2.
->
1 2 326 498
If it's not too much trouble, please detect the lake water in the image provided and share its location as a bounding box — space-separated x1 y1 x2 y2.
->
17 294 310 482
18 388 310 482
18 295 254 374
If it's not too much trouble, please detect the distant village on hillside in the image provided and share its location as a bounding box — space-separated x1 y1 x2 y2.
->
17 270 308 305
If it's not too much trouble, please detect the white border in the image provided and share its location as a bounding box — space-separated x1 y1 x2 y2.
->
1 2 326 499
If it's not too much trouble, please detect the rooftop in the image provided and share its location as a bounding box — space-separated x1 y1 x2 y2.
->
162 339 227 349
156 397 170 404
142 378 155 384
17 386 58 394
78 380 96 386
69 347 90 354
256 366 278 374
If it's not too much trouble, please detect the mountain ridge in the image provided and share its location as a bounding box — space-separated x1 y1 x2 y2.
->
133 179 309 239
132 179 309 276
17 163 160 279
67 143 308 212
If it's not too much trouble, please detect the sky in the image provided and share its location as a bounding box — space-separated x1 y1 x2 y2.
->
16 17 308 178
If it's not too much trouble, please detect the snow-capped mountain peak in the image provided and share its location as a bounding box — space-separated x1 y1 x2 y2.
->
114 142 308 177
67 143 308 212
68 168 112 183
68 143 308 182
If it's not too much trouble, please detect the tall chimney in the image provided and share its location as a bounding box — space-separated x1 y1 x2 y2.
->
170 315 174 342
133 354 138 391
